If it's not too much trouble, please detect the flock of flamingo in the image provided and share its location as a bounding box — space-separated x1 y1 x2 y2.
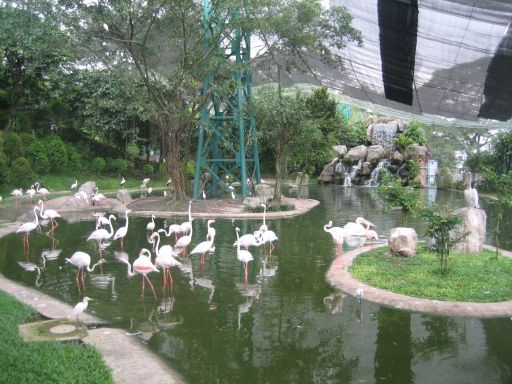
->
323 217 379 256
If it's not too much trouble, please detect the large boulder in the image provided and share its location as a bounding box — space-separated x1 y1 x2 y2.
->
343 145 367 165
361 161 372 176
243 196 261 209
389 227 418 258
366 145 387 165
318 163 336 183
78 181 96 202
405 144 430 162
391 150 405 166
117 189 133 204
453 207 487 254
255 183 274 203
332 145 347 158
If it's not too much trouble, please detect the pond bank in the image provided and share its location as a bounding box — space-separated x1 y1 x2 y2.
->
326 244 512 318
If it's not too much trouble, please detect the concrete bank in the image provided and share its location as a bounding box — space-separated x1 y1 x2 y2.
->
326 243 512 318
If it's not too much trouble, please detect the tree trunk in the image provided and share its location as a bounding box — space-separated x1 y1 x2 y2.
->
274 140 283 203
167 129 187 201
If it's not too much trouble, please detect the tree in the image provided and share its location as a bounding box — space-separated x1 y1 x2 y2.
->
491 130 512 175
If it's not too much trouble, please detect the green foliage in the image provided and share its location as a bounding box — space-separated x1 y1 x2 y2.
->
492 130 512 175
376 173 422 214
305 87 336 120
66 144 82 173
33 151 51 174
45 135 68 172
0 148 7 183
465 151 493 174
405 159 419 186
423 206 468 274
142 163 154 175
350 245 512 302
111 158 128 175
246 203 295 212
394 135 415 152
3 132 23 161
0 291 113 384
437 167 453 189
403 120 427 145
91 157 106 175
339 119 367 149
8 157 33 187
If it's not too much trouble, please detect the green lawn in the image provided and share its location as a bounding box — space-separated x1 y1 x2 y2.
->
0 291 113 384
349 245 512 302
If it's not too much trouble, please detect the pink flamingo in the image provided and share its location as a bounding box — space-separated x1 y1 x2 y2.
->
119 248 159 299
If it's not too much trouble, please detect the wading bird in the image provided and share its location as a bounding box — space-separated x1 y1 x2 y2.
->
35 182 50 199
118 248 159 299
65 251 105 292
259 203 268 233
70 296 93 326
113 210 131 248
190 220 215 265
17 206 40 254
235 227 253 281
146 214 156 232
324 221 346 255
70 180 78 192
152 231 181 292
11 188 23 207
87 214 116 257
38 200 61 233
355 217 376 231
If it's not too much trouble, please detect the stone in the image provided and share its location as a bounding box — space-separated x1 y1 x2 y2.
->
405 144 430 162
318 163 336 183
391 150 405 166
243 196 262 209
453 207 487 254
343 145 368 165
78 181 96 202
117 189 133 204
332 145 347 158
254 183 274 203
366 123 374 143
389 227 417 258
397 119 407 132
361 162 372 176
366 145 387 165
371 123 398 152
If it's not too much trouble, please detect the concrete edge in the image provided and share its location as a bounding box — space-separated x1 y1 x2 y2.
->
326 244 512 318
0 273 185 384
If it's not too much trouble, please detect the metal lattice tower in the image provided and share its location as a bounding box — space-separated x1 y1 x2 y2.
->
193 0 261 200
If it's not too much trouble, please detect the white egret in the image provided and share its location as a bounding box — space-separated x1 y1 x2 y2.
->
70 297 93 325
120 177 126 187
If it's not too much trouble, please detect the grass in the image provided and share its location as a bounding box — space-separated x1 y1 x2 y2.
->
245 202 296 213
349 245 512 303
0 291 113 384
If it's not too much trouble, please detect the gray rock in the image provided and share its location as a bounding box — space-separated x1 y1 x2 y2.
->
78 181 96 202
361 161 372 176
405 144 430 162
391 150 405 166
117 189 133 204
332 145 347 158
243 196 262 209
343 145 368 165
255 183 274 203
389 227 418 258
295 172 309 186
318 164 336 183
366 145 387 165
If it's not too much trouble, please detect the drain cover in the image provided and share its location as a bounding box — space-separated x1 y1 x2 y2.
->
50 324 77 334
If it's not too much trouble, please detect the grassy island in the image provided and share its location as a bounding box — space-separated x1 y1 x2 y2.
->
349 245 512 303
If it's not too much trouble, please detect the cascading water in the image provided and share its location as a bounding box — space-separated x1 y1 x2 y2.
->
365 159 390 186
344 159 363 186
371 123 398 153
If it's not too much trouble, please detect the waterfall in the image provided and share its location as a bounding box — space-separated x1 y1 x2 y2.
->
365 159 390 186
344 159 362 186
371 123 397 153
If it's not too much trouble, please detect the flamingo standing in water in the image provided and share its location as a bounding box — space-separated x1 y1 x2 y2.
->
259 203 268 233
38 200 61 233
324 221 346 256
356 217 376 231
114 210 131 249
160 221 182 243
118 248 159 299
151 231 181 292
65 251 105 292
87 214 116 257
179 201 193 236
235 227 253 281
17 206 40 254
11 188 23 207
146 214 156 233
26 185 36 206
260 229 278 254
35 182 50 199
190 220 216 265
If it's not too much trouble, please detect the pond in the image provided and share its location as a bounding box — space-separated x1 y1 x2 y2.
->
1 186 512 383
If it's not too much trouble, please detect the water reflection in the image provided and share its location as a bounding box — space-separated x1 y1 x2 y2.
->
1 186 512 383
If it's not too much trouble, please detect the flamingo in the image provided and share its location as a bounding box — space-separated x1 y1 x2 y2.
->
324 221 346 255
356 217 376 231
365 229 378 249
87 214 116 257
65 251 105 292
233 231 261 250
75 191 89 204
175 216 193 256
151 231 181 292
69 296 93 325
11 188 23 207
207 219 216 252
38 200 61 233
235 227 253 281
179 201 193 236
70 180 78 192
26 185 36 205
95 214 110 229
16 206 40 253
259 203 268 233
35 182 50 199
114 210 131 248
118 248 159 299
146 214 156 232
92 187 106 205
343 221 367 237
161 221 182 243
190 220 215 265
260 230 278 254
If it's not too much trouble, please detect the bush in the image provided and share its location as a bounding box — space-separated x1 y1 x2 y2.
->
3 132 23 162
394 135 415 152
402 120 427 145
0 149 7 183
66 145 83 173
8 157 33 187
465 152 493 174
45 135 68 172
111 158 128 175
142 163 154 175
91 157 106 175
33 152 51 174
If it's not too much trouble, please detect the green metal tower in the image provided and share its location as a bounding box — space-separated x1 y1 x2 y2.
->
193 0 261 200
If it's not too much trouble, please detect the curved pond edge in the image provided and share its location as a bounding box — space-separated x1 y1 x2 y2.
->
326 243 512 319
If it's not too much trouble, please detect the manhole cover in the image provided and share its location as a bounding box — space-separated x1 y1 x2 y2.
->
50 324 77 334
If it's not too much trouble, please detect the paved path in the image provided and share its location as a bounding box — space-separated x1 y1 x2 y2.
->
326 243 512 318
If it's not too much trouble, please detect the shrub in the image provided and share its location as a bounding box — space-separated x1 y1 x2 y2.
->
465 152 493 174
111 158 128 175
8 157 33 187
45 135 68 172
25 140 46 165
376 173 422 215
33 152 51 174
402 120 427 145
142 163 154 175
3 132 23 162
0 149 7 183
91 157 106 175
66 145 83 173
394 135 415 152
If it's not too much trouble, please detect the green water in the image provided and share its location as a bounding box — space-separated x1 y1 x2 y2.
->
1 186 511 383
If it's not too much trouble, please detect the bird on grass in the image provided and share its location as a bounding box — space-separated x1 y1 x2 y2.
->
120 177 126 187
70 296 93 326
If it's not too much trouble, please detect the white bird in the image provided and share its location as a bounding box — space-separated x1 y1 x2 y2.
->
146 214 156 232
118 248 159 299
166 178 172 186
92 187 106 205
324 221 346 243
70 297 93 325
65 251 105 290
207 219 216 251
70 180 78 192
38 200 61 232
95 214 110 229
0 195 2 202
26 185 36 205
160 222 182 243
75 191 89 204
355 217 376 231
120 177 126 187
175 214 193 256
235 227 253 281
343 221 367 237
142 177 150 185
190 220 216 265
260 230 278 253
259 203 268 233
17 206 40 251
179 201 193 236
147 187 153 195
35 182 50 199
202 190 206 199
11 188 23 207
17 261 43 287
114 210 131 248
365 229 378 249
228 185 236 199
151 231 181 291
233 231 260 250
87 214 116 256
355 288 364 303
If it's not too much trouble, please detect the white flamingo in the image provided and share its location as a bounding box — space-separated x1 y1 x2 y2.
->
65 251 105 292
11 188 23 207
356 217 376 231
38 200 61 233
160 222 182 243
179 201 193 235
17 206 40 253
92 187 106 205
87 214 116 257
151 231 181 292
324 221 346 255
259 203 268 233
175 215 193 256
146 214 156 232
260 229 278 253
35 182 50 199
190 220 216 265
26 185 36 205
233 231 260 250
118 248 159 299
114 210 131 248
235 227 253 281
